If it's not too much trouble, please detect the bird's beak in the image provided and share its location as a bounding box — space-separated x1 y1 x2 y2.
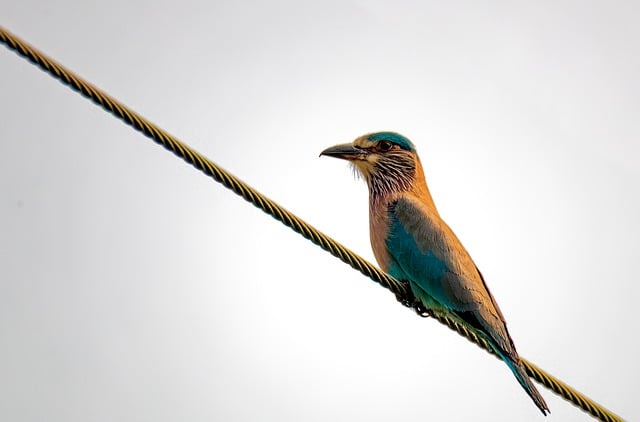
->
319 143 366 161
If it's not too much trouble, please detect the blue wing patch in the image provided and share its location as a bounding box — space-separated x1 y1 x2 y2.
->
385 209 457 310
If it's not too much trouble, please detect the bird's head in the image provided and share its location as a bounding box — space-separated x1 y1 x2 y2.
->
320 132 418 197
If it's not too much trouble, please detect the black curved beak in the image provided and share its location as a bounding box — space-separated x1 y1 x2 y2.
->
319 143 366 160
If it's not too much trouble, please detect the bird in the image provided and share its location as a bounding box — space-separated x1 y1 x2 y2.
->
320 131 549 415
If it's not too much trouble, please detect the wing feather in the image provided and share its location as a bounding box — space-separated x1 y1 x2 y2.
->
388 196 517 358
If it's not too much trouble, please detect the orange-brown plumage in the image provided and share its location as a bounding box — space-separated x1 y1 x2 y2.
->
321 132 549 415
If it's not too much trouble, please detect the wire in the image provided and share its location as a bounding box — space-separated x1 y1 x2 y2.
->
0 26 624 422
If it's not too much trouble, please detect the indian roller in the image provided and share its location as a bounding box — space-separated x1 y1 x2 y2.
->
320 132 549 415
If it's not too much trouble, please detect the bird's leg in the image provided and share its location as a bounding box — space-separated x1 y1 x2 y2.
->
394 279 415 309
412 300 433 318
393 280 432 317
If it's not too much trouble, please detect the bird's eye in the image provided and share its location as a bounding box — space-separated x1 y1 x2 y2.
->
379 140 392 152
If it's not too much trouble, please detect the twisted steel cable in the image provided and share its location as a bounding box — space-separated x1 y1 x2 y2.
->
0 26 624 422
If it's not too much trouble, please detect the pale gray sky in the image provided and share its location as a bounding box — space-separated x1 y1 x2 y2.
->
1 1 639 421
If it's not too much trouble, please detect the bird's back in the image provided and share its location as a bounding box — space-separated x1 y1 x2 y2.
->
373 194 518 361
373 194 548 414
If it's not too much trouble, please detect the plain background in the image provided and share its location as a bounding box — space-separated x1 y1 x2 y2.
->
1 1 638 421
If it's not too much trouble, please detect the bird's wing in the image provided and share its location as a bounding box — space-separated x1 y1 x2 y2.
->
388 196 517 359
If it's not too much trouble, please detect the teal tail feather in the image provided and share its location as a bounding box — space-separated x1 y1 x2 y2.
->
505 356 550 416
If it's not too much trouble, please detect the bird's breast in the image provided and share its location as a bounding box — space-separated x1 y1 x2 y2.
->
369 200 392 271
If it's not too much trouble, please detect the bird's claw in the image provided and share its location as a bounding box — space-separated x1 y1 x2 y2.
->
413 301 433 318
394 280 431 317
394 280 414 308
395 292 413 308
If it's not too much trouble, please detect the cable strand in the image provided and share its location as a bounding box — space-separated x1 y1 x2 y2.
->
0 26 624 422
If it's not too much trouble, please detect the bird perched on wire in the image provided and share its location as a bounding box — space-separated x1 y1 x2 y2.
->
320 132 549 415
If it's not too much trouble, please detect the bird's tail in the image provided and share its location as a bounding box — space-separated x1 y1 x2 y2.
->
505 356 550 416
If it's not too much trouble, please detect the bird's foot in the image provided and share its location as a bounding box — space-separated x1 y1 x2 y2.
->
394 280 414 308
393 280 432 318
395 292 413 309
413 300 433 318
